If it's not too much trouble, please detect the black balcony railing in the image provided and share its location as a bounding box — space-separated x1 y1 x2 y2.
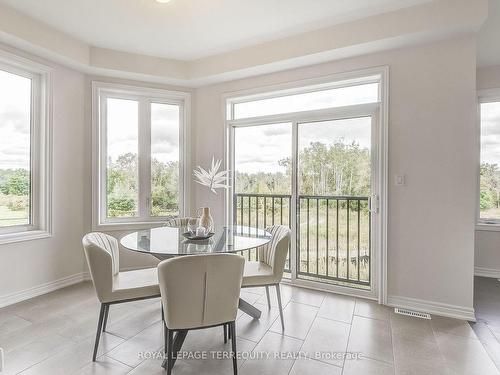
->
234 193 370 287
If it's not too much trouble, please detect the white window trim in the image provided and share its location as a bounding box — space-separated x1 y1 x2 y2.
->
476 88 500 231
0 49 53 245
91 81 191 231
222 66 389 304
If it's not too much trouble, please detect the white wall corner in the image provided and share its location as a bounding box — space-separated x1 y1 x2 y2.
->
474 266 500 279
0 273 87 309
387 295 476 322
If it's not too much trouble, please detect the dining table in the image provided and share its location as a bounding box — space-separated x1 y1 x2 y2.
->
120 225 271 368
120 225 272 320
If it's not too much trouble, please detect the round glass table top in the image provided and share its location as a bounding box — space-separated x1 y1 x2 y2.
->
120 225 272 258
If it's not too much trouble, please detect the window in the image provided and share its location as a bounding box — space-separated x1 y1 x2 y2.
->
226 69 387 293
479 97 500 224
231 77 379 120
0 53 51 243
93 82 189 228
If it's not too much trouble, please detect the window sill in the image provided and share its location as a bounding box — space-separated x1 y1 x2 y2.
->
0 230 52 245
476 223 500 232
93 221 167 232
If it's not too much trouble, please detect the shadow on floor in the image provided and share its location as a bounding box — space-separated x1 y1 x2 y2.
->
471 276 500 369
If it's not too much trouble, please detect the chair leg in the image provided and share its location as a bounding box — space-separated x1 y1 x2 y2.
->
265 286 271 308
167 328 174 375
230 321 237 375
275 284 284 331
102 304 110 332
223 323 228 344
92 304 106 361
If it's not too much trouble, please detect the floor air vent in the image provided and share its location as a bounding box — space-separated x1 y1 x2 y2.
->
394 308 431 320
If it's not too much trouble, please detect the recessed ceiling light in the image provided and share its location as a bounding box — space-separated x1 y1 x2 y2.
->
156 0 171 3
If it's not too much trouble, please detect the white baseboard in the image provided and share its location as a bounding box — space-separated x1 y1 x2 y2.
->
474 266 500 278
0 272 87 309
387 295 476 321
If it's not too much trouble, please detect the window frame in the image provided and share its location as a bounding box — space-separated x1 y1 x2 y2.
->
223 66 389 303
0 49 52 244
477 89 500 231
92 81 191 231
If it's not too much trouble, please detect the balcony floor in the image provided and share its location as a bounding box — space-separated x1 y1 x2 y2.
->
0 281 497 375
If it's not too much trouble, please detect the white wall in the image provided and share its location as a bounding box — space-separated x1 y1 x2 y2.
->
193 36 478 315
0 47 86 304
475 65 500 277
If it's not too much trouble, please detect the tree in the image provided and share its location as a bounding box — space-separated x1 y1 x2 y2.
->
0 169 30 196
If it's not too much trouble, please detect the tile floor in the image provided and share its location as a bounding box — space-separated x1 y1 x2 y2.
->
0 281 498 374
471 276 500 370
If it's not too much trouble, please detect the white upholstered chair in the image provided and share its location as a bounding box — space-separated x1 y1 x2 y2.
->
158 253 245 375
241 225 291 330
82 232 160 361
163 217 189 227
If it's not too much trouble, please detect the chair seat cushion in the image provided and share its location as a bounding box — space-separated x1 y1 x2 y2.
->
110 267 160 302
242 261 276 286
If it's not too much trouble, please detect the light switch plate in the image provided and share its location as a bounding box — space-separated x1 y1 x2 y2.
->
395 175 405 186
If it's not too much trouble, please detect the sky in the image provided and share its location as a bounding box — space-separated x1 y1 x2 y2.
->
106 98 180 165
234 117 371 175
0 70 31 170
481 102 500 166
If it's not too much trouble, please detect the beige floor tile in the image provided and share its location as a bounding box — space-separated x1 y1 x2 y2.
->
237 304 279 342
435 332 499 375
317 293 355 324
290 286 326 307
0 314 32 336
1 333 74 375
74 356 132 375
343 357 395 375
347 316 393 364
239 331 303 375
392 333 450 375
106 321 163 367
430 315 478 339
289 357 342 375
105 302 161 339
20 333 125 375
269 301 318 339
390 311 435 342
254 284 293 308
354 299 391 321
300 316 350 367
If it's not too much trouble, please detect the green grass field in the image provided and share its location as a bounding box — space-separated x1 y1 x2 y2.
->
0 205 29 227
236 197 371 286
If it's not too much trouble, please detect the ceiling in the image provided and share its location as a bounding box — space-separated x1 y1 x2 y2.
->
478 0 500 66
0 0 432 61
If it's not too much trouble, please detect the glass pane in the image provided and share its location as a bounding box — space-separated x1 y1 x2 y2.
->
480 102 500 221
151 103 180 217
297 117 371 285
298 117 371 196
234 123 292 195
233 83 379 120
106 98 139 218
233 123 292 263
0 69 31 227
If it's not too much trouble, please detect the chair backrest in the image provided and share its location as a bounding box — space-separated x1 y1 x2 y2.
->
258 225 291 280
158 253 245 330
163 217 189 227
82 232 120 302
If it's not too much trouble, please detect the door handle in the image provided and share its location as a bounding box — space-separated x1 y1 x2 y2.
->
368 194 379 214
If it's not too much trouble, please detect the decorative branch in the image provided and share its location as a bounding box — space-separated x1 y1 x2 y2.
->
193 157 230 194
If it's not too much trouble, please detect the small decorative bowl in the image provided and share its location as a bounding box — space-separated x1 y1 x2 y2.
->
182 232 215 241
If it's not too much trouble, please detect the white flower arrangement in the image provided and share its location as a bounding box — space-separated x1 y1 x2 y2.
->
193 157 230 194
